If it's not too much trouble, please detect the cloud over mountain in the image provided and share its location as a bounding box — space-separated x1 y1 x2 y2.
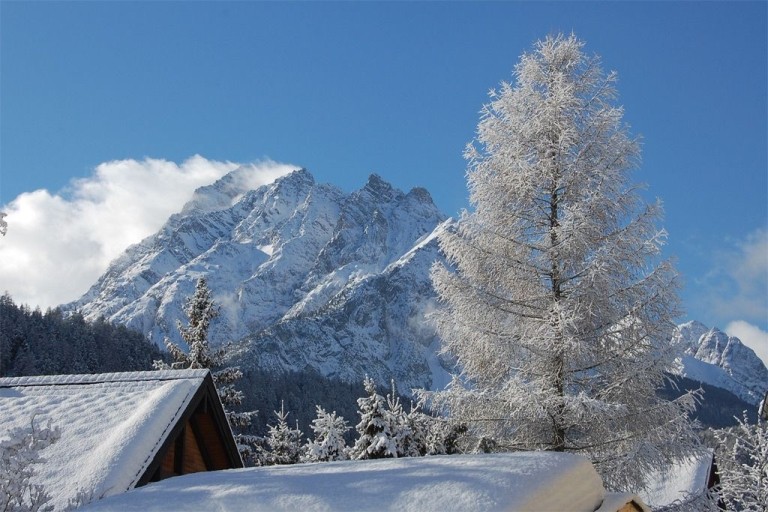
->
0 156 294 309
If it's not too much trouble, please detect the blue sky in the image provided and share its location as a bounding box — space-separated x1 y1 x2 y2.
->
1 2 766 358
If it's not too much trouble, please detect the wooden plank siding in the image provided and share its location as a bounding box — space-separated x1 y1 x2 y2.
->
139 373 242 486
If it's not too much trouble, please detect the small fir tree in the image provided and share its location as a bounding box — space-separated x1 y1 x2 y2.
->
303 406 350 463
264 402 303 465
351 376 398 459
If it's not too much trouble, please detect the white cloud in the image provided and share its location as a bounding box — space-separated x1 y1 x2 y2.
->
725 320 768 367
695 228 768 328
0 155 294 309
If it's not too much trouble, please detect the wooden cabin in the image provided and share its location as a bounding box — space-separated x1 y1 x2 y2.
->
0 369 242 510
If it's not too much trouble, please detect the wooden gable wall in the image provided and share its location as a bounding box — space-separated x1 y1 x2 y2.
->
138 374 242 486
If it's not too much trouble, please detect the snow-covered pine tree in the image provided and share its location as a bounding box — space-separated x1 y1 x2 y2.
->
302 406 350 463
386 380 430 458
153 277 257 453
264 401 303 465
426 33 698 491
351 376 398 459
0 417 59 512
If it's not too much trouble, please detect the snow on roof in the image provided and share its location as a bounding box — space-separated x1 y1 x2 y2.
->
639 450 714 509
82 452 623 512
0 370 209 511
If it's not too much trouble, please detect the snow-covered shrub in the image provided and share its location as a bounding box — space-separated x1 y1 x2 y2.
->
715 411 768 511
0 417 59 512
303 406 350 462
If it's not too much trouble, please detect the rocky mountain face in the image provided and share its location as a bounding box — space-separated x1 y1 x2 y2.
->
69 168 451 392
672 321 768 405
69 167 768 403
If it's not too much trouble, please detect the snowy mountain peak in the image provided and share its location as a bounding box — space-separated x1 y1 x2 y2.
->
363 173 394 194
406 186 434 204
673 321 768 404
69 168 449 392
181 165 303 215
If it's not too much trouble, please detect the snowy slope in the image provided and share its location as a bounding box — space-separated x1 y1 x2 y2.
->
81 453 646 512
68 169 449 392
672 321 768 404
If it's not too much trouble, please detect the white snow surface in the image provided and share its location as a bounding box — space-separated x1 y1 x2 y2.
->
0 370 208 511
81 452 638 512
639 451 713 509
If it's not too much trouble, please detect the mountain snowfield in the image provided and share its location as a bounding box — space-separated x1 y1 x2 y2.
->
68 167 768 399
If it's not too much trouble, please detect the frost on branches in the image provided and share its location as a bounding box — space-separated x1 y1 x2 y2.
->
427 33 698 492
1 417 59 512
714 393 768 511
153 277 257 454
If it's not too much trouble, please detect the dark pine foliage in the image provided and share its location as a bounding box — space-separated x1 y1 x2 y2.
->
0 293 165 377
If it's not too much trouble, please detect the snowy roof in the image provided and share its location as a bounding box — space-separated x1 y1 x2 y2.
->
0 369 211 510
639 450 714 509
82 452 648 512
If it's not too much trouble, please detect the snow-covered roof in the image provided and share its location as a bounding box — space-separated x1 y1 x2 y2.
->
82 452 647 512
0 369 211 510
639 450 714 509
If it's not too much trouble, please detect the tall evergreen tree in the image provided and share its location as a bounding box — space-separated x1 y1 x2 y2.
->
427 33 697 491
154 278 256 448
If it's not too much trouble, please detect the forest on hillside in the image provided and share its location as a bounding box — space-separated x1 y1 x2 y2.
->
0 293 163 377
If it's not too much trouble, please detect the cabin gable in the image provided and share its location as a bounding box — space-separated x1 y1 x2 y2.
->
139 373 241 486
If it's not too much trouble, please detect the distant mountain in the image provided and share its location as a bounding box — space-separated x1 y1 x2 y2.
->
68 168 451 392
672 320 768 405
67 168 768 407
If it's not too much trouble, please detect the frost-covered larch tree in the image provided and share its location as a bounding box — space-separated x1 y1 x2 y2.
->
302 406 350 463
153 277 257 451
427 33 698 491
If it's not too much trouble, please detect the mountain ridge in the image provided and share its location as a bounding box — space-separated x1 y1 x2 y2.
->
68 168 450 391
673 320 768 404
67 168 768 401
